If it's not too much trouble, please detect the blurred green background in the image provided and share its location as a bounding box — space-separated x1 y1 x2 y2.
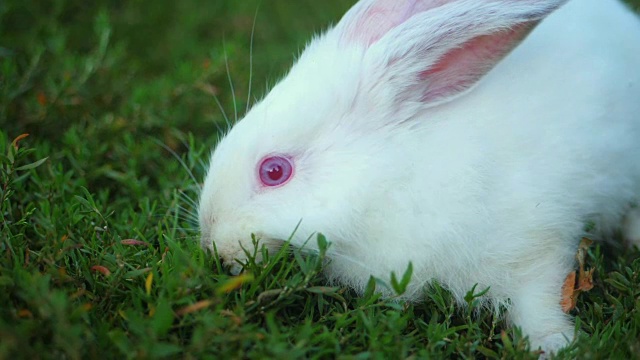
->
1 0 354 139
0 0 361 201
2 0 639 148
1 0 639 155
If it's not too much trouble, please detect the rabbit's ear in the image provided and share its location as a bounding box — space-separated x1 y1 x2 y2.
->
337 0 566 107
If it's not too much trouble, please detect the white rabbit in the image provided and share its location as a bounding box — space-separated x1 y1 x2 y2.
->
198 0 640 355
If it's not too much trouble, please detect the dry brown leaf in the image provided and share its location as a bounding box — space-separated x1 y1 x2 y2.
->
560 238 595 313
176 300 213 316
577 237 594 269
561 271 577 313
37 91 47 106
577 268 595 292
121 239 150 247
91 265 111 277
18 309 33 318
11 134 29 149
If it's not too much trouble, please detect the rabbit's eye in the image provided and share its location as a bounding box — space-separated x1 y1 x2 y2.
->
259 156 293 187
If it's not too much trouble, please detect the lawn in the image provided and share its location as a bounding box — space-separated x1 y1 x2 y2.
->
1 0 640 359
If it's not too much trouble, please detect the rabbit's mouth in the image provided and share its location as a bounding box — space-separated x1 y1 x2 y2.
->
218 235 285 275
224 259 245 276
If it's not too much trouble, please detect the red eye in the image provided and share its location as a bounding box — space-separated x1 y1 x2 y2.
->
259 156 293 187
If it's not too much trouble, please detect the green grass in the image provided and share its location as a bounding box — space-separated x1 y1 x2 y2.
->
2 0 640 358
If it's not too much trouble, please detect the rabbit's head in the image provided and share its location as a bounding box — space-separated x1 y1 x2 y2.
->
198 0 567 272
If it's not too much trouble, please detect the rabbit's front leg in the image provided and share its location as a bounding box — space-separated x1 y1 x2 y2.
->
507 256 576 357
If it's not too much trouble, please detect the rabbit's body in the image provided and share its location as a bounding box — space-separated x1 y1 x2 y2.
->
199 0 640 354
323 0 640 314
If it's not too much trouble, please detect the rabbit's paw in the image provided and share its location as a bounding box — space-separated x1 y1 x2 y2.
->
509 272 575 358
533 331 574 359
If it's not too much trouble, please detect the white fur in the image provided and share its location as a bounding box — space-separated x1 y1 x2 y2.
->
623 207 640 246
199 0 640 355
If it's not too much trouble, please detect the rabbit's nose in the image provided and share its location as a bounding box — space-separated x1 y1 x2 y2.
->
220 255 244 275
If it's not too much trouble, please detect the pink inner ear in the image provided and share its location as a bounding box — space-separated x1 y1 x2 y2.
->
419 24 536 102
346 0 451 46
